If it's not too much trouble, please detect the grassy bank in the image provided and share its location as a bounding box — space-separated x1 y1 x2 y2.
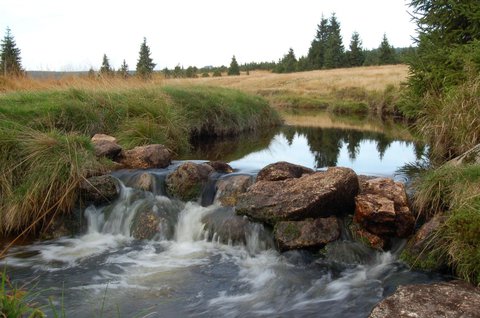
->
167 65 408 117
0 85 281 236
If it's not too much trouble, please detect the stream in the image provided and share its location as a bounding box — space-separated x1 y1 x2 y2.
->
1 112 443 317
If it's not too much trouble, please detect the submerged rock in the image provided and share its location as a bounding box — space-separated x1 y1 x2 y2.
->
91 134 122 160
130 210 161 240
354 178 414 238
166 162 214 201
256 161 314 182
369 281 480 318
130 172 156 192
79 175 120 206
236 167 359 224
206 161 234 173
214 175 254 207
120 144 171 169
274 217 340 251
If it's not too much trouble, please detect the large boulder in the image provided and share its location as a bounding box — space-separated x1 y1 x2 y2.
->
202 208 250 245
166 162 214 201
91 134 122 160
214 175 254 207
274 217 340 251
120 144 171 169
354 178 414 238
79 175 120 206
130 210 161 240
369 281 480 318
236 167 359 224
256 161 314 182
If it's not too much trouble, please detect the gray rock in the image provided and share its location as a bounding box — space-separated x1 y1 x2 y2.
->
166 162 214 201
120 144 171 169
91 134 122 159
256 161 314 182
236 167 359 224
274 217 340 251
206 161 234 173
369 281 480 318
214 175 254 206
79 175 119 205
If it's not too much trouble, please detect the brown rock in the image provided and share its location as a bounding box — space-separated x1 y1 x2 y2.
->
274 217 340 251
361 178 408 209
352 225 386 250
91 134 122 159
354 194 396 236
256 161 314 182
369 281 480 318
120 144 171 169
131 210 160 240
79 175 119 205
132 172 155 192
206 161 234 173
236 167 359 224
214 175 254 206
166 162 214 201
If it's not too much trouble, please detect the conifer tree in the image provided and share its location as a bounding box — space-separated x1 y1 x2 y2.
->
323 14 345 69
274 48 297 73
307 15 329 70
228 55 240 76
378 34 396 65
118 59 129 78
99 54 113 76
0 27 23 77
136 37 156 79
346 32 365 67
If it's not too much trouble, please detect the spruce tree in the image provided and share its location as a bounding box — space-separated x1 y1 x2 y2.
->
378 34 396 65
0 27 23 77
118 59 129 78
307 15 329 69
274 48 297 73
99 54 113 76
228 55 240 76
346 32 365 67
323 14 345 69
136 37 156 79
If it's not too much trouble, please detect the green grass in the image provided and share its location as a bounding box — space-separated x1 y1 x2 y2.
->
405 164 480 285
0 85 281 236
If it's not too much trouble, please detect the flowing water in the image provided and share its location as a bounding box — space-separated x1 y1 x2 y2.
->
2 112 442 317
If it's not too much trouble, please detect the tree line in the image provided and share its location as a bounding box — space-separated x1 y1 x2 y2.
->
273 13 408 74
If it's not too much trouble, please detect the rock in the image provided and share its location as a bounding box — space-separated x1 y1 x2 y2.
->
350 222 386 250
214 175 254 206
130 210 160 240
131 172 155 192
236 167 359 225
91 134 122 159
120 144 171 169
206 161 234 173
274 217 340 251
166 162 214 201
354 178 415 238
79 175 119 205
202 208 250 245
369 281 480 318
256 161 314 182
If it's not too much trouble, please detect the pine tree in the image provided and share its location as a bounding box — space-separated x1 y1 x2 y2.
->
99 54 113 76
136 37 156 79
346 32 365 67
378 34 396 65
323 14 345 69
228 55 240 76
118 59 129 78
307 15 329 70
274 48 297 73
0 27 23 77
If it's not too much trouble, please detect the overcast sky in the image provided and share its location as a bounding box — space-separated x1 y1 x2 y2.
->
1 0 416 71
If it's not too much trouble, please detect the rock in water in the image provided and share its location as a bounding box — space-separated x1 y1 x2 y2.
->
369 281 480 318
274 217 340 251
91 134 122 160
120 144 171 169
131 210 160 240
206 161 234 173
354 178 415 238
214 175 254 207
256 161 314 182
236 167 359 224
166 162 214 201
79 175 120 205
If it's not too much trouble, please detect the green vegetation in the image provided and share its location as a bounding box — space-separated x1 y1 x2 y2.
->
99 54 113 77
228 56 240 76
117 59 129 79
0 27 23 77
135 37 155 79
0 86 280 235
0 270 45 317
